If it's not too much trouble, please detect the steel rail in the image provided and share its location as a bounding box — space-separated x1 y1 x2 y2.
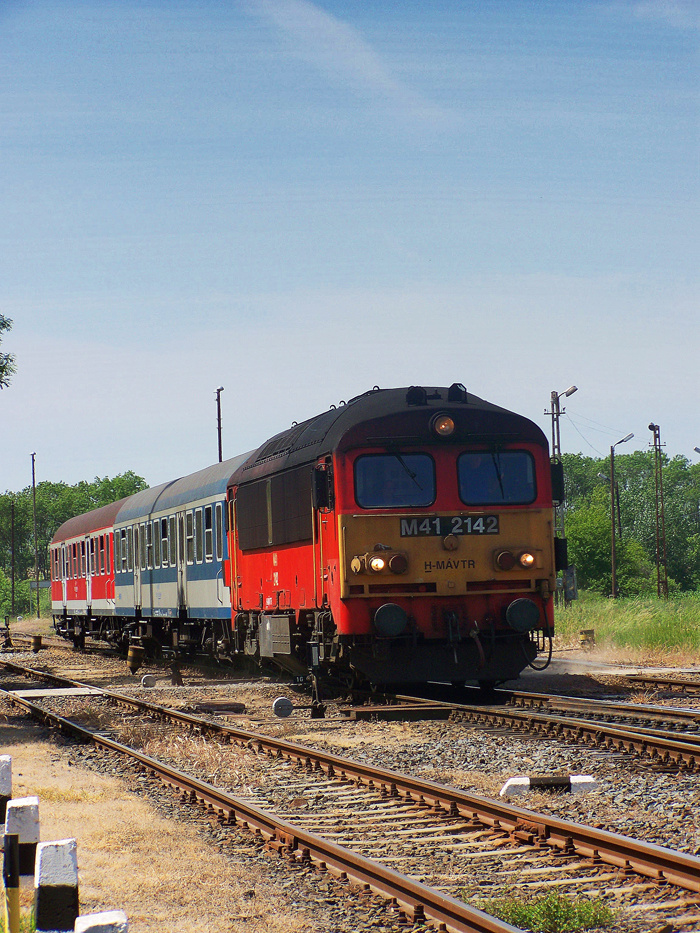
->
2 689 522 933
497 689 700 726
2 659 699 893
627 674 700 693
391 692 700 770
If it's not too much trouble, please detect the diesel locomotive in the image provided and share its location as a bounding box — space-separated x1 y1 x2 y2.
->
50 385 565 686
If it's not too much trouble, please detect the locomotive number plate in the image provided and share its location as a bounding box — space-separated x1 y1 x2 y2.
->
400 515 499 536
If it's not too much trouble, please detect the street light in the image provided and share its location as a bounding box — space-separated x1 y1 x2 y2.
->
695 447 700 455
610 433 634 598
215 387 224 463
547 385 578 464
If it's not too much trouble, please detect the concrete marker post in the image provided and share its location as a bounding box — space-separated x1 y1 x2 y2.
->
4 795 40 875
499 774 599 796
34 838 79 933
3 832 20 933
0 755 11 822
74 910 129 932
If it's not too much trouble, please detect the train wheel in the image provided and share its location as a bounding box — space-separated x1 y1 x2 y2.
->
477 680 496 700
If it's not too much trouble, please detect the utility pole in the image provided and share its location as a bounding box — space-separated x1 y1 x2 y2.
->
31 452 39 618
10 499 15 616
649 424 668 598
610 433 634 598
215 387 224 463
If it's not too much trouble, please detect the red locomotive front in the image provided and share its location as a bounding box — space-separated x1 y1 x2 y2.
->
227 385 560 688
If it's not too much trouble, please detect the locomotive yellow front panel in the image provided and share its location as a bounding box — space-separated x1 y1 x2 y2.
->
339 511 555 599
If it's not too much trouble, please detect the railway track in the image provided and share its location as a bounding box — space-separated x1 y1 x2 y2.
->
1 659 699 932
352 688 700 773
626 674 700 694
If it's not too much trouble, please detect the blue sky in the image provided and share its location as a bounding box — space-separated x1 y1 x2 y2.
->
1 0 698 491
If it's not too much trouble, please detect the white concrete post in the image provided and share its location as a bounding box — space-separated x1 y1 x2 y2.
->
4 795 39 874
34 838 79 932
75 910 129 933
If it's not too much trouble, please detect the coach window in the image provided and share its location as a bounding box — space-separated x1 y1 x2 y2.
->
186 511 195 564
169 516 177 566
458 451 536 506
126 527 133 572
195 508 204 563
80 541 86 577
139 523 146 570
146 521 153 570
215 503 223 560
160 519 168 567
204 505 213 562
354 454 436 509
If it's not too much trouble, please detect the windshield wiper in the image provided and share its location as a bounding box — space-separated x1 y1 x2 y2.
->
390 452 423 490
490 451 505 499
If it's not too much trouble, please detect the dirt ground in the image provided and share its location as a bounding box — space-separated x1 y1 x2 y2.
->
0 708 320 933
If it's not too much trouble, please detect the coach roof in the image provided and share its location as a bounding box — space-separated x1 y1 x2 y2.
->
50 498 132 545
231 385 547 485
115 452 252 524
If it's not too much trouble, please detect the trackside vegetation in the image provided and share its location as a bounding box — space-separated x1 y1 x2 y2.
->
555 591 700 658
473 891 615 932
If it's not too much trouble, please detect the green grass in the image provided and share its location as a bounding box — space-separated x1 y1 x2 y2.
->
555 590 700 659
475 891 615 932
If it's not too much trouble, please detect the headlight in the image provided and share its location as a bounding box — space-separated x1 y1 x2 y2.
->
368 555 387 573
519 552 535 568
431 413 455 437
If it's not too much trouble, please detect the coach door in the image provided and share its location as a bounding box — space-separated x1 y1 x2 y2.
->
176 511 187 610
133 525 142 609
85 536 93 609
61 544 67 608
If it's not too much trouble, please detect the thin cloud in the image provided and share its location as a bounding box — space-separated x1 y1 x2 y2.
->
631 0 700 30
246 0 452 123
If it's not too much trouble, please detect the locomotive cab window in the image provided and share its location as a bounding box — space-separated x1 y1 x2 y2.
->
354 454 436 509
458 451 536 505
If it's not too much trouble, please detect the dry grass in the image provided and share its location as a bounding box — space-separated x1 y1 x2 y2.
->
1 710 323 933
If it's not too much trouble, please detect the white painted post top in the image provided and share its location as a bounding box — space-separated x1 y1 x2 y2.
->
34 838 78 888
570 775 599 794
74 910 128 933
0 755 11 795
5 795 40 841
499 776 530 796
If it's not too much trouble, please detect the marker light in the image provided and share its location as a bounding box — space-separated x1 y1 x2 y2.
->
389 553 408 574
519 552 536 568
495 550 516 570
432 414 455 437
368 556 387 573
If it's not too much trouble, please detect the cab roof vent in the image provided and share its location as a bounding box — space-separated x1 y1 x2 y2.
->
448 383 468 403
406 386 428 406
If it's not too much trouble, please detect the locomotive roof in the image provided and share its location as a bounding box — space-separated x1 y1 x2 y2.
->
231 385 548 485
50 497 132 545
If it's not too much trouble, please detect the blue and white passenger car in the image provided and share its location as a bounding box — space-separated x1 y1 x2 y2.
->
113 454 249 652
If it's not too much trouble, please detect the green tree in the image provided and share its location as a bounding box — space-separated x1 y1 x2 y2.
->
0 314 16 389
0 472 147 585
561 450 700 595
